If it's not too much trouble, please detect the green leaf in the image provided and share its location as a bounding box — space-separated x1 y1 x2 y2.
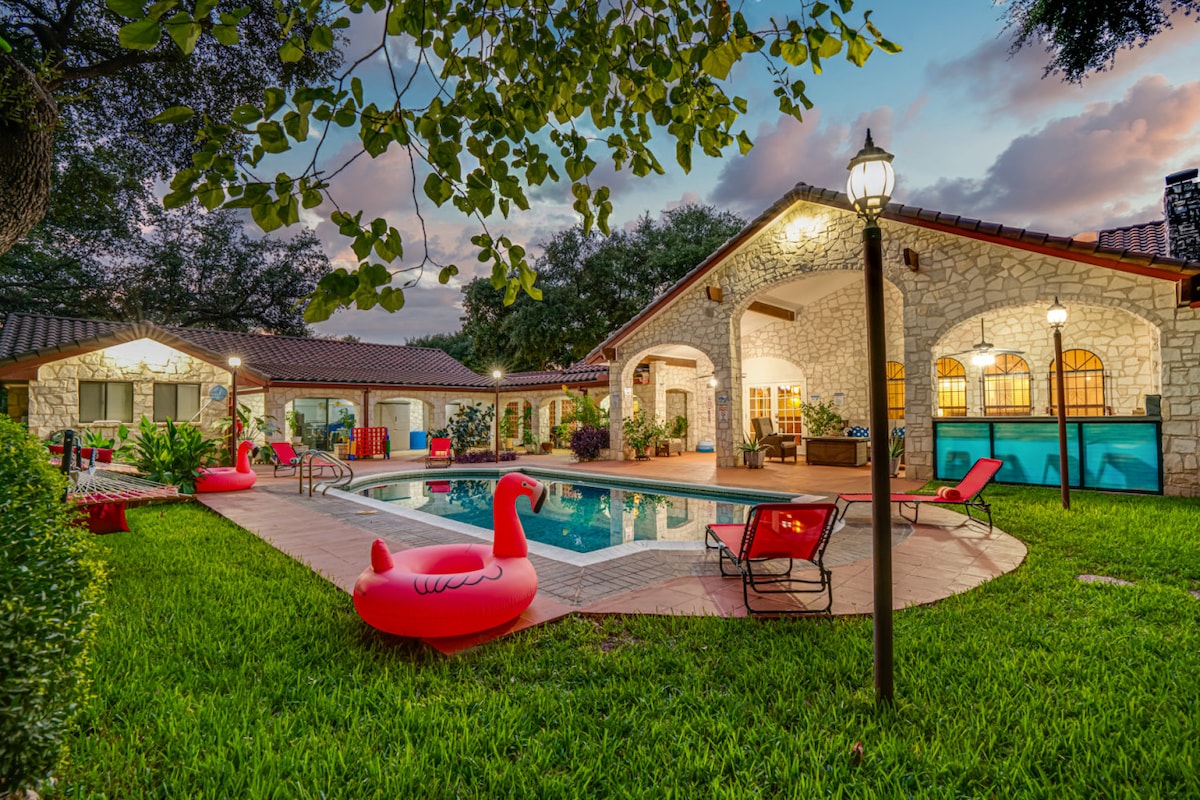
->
736 130 753 155
700 41 737 80
263 87 287 118
164 11 201 54
279 36 305 63
308 24 334 52
230 104 261 125
106 0 145 16
118 17 162 50
437 265 458 284
423 174 454 206
148 105 194 124
378 286 405 312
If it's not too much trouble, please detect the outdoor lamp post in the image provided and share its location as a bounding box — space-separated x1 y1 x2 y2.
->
846 129 896 705
228 356 242 465
492 369 503 463
1048 297 1070 510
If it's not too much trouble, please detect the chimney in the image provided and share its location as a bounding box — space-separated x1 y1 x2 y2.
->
1164 168 1200 262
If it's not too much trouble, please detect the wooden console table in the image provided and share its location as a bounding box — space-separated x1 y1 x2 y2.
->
805 436 868 467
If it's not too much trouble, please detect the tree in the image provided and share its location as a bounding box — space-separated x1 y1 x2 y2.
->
1 195 332 334
457 204 745 371
405 330 475 365
0 0 341 252
1004 0 1199 83
3 0 899 321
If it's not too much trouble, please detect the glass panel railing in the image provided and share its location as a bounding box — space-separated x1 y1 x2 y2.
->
1083 422 1161 493
993 422 1081 487
935 423 991 481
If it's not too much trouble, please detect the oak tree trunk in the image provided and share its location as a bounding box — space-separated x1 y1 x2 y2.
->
0 54 58 256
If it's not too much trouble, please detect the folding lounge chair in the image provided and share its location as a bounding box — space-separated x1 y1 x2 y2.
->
705 502 839 615
835 457 1003 531
269 441 335 478
426 437 453 469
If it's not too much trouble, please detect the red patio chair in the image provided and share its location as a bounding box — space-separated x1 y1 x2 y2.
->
426 437 453 469
705 502 839 615
835 457 1003 531
269 441 335 478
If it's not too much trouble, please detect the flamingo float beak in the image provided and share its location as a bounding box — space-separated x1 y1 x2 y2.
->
530 481 548 514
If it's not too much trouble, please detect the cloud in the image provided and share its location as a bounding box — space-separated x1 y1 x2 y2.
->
906 75 1200 233
708 107 896 215
925 18 1200 121
311 283 466 344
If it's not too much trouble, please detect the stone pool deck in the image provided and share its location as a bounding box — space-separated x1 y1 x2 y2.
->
195 451 1027 653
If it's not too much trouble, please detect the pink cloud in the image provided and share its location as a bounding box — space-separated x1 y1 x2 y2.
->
708 107 897 214
906 75 1200 233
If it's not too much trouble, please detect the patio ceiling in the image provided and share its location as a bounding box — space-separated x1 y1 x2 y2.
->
741 271 859 334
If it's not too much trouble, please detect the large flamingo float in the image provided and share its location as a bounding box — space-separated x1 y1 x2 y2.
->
353 472 547 638
194 440 257 493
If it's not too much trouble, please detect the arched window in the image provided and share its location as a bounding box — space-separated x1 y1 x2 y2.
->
1049 349 1106 416
936 357 967 417
982 354 1031 416
886 362 905 420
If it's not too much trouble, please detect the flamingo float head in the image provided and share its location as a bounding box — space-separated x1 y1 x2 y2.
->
492 472 547 558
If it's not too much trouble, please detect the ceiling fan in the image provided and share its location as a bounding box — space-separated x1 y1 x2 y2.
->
949 320 1025 366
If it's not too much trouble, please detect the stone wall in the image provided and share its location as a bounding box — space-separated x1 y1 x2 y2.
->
604 197 1197 494
1165 170 1200 262
29 343 230 441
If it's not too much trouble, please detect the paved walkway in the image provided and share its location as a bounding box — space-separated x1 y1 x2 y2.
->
196 450 1026 652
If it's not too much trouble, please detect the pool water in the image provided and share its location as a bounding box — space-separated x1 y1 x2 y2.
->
361 474 789 553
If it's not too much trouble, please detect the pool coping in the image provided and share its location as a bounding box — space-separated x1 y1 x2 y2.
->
329 466 823 567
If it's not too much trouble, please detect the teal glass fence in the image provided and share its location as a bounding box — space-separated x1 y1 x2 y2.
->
934 418 1161 494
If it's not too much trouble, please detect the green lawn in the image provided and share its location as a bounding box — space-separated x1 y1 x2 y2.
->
51 487 1200 799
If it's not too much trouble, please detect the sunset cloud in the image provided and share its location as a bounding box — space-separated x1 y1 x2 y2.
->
906 75 1200 233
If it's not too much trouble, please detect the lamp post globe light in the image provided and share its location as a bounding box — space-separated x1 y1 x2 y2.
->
228 356 242 465
846 129 896 705
1048 297 1070 510
492 369 503 463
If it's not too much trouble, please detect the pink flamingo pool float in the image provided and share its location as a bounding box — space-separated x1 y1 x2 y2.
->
353 472 547 638
194 440 257 493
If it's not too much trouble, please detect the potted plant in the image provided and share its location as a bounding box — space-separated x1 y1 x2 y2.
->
888 433 905 477
284 409 304 444
800 399 845 438
621 411 662 461
740 432 767 468
499 408 518 449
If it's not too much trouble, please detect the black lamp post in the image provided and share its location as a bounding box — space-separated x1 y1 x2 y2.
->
492 369 503 463
228 356 241 465
1048 297 1070 510
846 129 897 705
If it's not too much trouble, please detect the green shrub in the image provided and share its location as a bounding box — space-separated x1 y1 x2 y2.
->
444 402 493 456
0 418 104 796
130 416 219 494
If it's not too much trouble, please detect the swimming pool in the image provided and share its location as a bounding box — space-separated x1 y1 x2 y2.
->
353 470 798 555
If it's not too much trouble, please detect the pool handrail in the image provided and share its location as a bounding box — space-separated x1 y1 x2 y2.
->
299 449 354 496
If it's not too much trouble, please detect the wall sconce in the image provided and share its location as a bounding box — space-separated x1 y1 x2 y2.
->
903 248 919 271
705 286 723 302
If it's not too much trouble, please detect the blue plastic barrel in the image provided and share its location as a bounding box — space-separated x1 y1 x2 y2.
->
697 439 715 453
409 430 427 450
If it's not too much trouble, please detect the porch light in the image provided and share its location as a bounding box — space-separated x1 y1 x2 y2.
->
709 378 718 388
1047 297 1068 329
971 350 996 368
846 130 895 223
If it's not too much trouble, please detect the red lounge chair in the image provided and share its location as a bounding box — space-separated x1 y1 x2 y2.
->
835 457 1003 531
705 503 839 615
269 441 335 477
426 437 453 469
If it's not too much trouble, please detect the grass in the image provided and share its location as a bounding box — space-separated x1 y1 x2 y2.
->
50 487 1200 799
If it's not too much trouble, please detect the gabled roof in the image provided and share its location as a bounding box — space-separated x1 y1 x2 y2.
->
587 182 1200 362
0 312 610 391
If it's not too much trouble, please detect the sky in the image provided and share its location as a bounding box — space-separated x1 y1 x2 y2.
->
298 1 1200 345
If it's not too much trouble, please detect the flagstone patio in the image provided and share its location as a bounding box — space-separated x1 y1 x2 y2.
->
194 450 1026 653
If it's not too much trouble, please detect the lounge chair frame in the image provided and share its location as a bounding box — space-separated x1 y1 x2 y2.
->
751 417 798 463
425 437 453 469
834 457 1003 531
269 442 335 478
705 502 839 615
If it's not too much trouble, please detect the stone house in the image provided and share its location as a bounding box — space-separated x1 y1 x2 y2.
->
587 173 1200 497
0 314 607 453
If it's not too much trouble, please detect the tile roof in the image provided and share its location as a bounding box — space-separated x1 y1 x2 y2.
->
0 313 607 390
1097 220 1169 257
588 181 1200 362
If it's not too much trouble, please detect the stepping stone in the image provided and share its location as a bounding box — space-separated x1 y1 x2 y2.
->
1077 574 1134 587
